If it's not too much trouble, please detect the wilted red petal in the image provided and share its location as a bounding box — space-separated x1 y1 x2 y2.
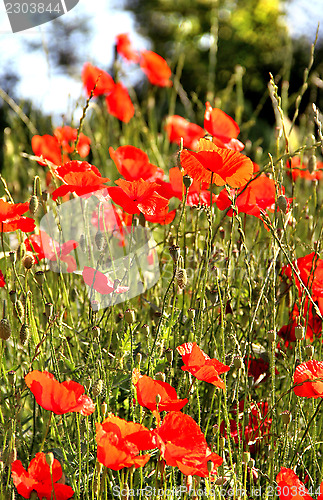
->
25 370 95 415
116 33 139 62
140 50 172 87
106 83 134 123
176 342 230 388
204 102 240 141
82 62 115 97
293 360 323 398
276 467 314 500
109 145 164 181
133 369 188 412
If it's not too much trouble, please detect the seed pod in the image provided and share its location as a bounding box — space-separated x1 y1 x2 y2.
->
92 379 103 398
176 268 187 289
165 348 173 364
20 324 30 345
155 372 166 383
15 300 24 320
46 452 54 468
267 330 276 342
295 326 304 340
305 345 314 358
45 303 53 319
277 195 288 214
9 290 17 304
233 356 242 369
141 324 150 336
169 244 180 263
183 175 193 190
35 271 45 285
101 402 107 417
9 251 16 264
281 410 292 425
188 308 196 320
124 309 135 324
0 318 11 340
22 253 34 270
29 195 39 215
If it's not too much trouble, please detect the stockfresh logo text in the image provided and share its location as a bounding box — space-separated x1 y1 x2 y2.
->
4 0 79 33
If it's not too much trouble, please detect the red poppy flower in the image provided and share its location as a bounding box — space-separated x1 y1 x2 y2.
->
293 360 323 398
82 266 129 295
165 115 205 150
278 299 322 346
0 200 35 233
144 208 176 225
0 270 6 287
283 252 323 301
31 134 67 167
248 357 270 383
155 411 222 477
51 161 110 200
109 145 164 182
276 467 317 500
54 126 91 157
204 102 240 142
96 414 155 471
176 342 230 389
116 33 139 63
132 368 188 412
180 138 253 188
24 231 78 273
286 156 323 182
140 50 172 87
105 83 135 123
11 452 74 500
220 401 271 453
108 178 169 216
216 174 291 222
82 62 115 97
24 370 95 415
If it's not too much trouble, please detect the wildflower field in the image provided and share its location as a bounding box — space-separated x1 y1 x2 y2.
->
1 31 323 500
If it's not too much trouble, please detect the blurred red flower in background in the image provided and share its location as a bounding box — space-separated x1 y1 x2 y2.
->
108 178 169 216
176 342 230 389
140 50 172 87
11 452 74 500
82 62 114 97
204 102 244 151
109 145 164 182
82 266 129 295
293 360 323 398
96 414 155 470
132 368 188 412
0 200 35 233
0 270 5 287
105 83 135 123
165 115 205 150
116 33 139 63
53 126 91 157
155 411 222 477
51 161 110 200
25 370 95 415
286 156 323 182
24 231 78 273
180 138 253 188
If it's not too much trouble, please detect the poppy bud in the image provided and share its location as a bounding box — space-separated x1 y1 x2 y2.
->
101 402 107 417
141 324 150 336
183 175 193 190
176 268 187 289
8 448 17 464
248 458 255 468
116 312 124 323
9 290 17 304
155 372 166 382
45 303 53 319
207 461 214 473
155 394 162 405
165 348 173 364
46 452 55 468
16 242 26 260
219 437 226 449
308 154 317 174
92 379 103 398
9 251 16 264
95 230 105 251
20 324 30 345
277 195 288 214
0 318 11 340
281 410 292 425
135 352 142 365
188 308 195 320
35 270 45 285
22 253 34 270
243 452 251 463
233 356 242 369
125 309 135 324
305 345 314 358
29 195 39 215
14 300 24 320
267 330 276 342
169 244 180 263
295 326 304 340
